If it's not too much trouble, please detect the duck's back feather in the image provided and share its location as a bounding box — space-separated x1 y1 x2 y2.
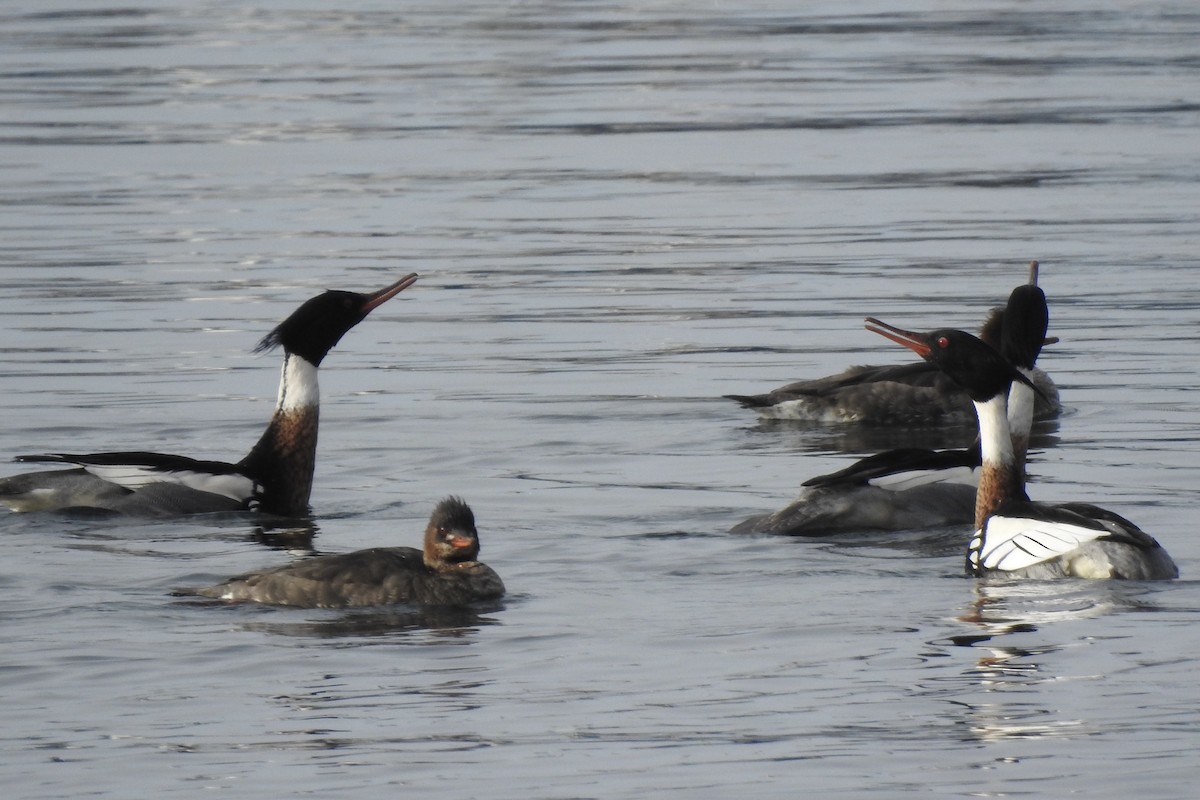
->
197 547 506 608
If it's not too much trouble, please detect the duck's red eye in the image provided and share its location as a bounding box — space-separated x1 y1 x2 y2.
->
937 336 950 349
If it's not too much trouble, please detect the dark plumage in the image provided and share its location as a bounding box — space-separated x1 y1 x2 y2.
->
724 263 1060 425
726 361 978 424
733 270 1051 536
191 498 506 608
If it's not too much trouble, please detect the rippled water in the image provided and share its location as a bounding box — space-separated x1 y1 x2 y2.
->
3 2 1200 797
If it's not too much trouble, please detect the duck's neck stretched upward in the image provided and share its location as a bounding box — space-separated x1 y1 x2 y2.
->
975 392 1023 528
276 352 320 412
238 354 321 516
1006 370 1037 467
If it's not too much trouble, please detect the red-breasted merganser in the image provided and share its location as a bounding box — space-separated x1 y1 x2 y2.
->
732 272 1051 535
725 263 1060 425
0 274 418 517
189 497 505 608
865 318 1177 580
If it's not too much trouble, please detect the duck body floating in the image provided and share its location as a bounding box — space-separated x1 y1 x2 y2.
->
725 264 1060 426
734 267 1051 536
191 497 505 608
865 314 1177 580
0 274 418 517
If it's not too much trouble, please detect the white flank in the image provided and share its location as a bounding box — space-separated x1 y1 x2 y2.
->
169 471 257 501
277 354 320 413
976 515 1108 572
761 399 862 424
873 465 978 491
81 463 256 502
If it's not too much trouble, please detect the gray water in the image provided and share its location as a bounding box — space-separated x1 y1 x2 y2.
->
3 1 1200 797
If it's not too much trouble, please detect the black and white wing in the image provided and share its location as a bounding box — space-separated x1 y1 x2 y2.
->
969 513 1110 573
15 452 258 504
803 446 980 492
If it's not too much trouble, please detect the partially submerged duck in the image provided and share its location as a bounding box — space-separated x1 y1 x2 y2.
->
190 497 505 608
0 274 418 517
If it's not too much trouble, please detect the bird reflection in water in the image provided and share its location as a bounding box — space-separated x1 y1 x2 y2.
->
238 603 504 639
938 580 1166 743
250 518 319 551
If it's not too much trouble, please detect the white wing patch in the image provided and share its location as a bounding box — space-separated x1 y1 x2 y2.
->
973 515 1108 572
81 463 256 502
872 466 978 492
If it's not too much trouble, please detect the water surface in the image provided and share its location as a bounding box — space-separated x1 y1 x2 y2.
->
2 2 1200 797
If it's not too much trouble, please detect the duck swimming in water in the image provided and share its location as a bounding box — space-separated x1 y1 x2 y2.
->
0 274 418 517
724 263 1060 426
190 497 505 608
865 317 1177 580
732 270 1052 536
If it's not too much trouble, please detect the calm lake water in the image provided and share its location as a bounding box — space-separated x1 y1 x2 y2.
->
2 1 1199 797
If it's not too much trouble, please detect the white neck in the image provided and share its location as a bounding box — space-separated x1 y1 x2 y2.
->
976 393 1014 470
277 354 319 413
1006 370 1036 441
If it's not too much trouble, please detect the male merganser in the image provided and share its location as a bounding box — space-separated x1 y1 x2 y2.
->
865 318 1177 580
189 497 505 608
0 274 418 517
732 273 1050 535
725 263 1060 425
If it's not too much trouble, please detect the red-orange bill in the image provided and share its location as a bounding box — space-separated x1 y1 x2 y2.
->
363 272 419 313
864 317 931 358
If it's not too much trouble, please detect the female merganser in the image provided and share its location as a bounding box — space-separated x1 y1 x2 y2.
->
864 318 1177 580
725 263 1060 425
190 497 505 608
732 274 1050 536
0 274 418 517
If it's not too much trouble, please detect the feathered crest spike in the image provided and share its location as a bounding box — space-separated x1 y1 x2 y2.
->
254 326 282 354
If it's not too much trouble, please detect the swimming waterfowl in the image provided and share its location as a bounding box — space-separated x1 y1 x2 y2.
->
725 263 1060 425
865 318 1177 580
191 497 505 608
0 274 418 517
733 269 1052 536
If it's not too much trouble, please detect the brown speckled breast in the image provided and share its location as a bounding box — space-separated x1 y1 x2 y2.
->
975 462 1021 530
239 406 319 517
